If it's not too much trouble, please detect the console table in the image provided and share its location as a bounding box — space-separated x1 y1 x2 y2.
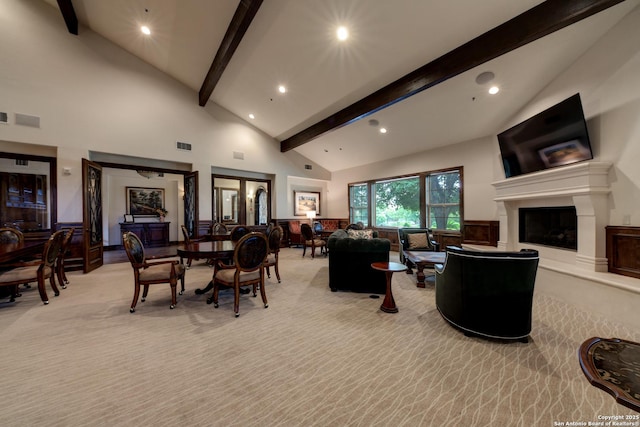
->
120 222 170 247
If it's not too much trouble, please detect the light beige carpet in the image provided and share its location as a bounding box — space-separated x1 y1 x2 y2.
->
1 248 638 426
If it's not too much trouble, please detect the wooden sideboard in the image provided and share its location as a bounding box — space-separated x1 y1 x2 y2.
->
606 226 640 279
120 222 170 247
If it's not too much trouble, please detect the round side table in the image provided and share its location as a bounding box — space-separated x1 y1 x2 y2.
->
371 261 407 313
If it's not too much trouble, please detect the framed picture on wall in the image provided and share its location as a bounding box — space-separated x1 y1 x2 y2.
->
126 187 165 216
294 191 320 216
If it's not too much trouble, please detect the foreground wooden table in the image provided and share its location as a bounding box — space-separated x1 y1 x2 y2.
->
371 261 407 313
578 337 640 412
403 250 446 288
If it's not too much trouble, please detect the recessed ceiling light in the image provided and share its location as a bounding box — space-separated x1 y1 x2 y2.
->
379 128 387 134
488 86 500 95
249 114 255 119
278 85 287 94
141 25 151 35
337 26 349 41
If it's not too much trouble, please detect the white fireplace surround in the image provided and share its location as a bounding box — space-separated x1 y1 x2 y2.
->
492 162 611 272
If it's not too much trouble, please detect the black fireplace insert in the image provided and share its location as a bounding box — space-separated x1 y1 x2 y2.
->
519 206 577 250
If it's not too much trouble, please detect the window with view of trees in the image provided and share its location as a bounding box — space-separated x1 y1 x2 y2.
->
374 177 419 227
349 183 368 226
348 167 462 231
426 171 461 231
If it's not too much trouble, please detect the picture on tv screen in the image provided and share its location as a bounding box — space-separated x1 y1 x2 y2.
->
498 94 593 178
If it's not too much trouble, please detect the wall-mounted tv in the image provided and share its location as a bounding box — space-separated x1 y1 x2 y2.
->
497 93 593 178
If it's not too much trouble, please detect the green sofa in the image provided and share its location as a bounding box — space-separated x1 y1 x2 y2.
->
327 229 390 294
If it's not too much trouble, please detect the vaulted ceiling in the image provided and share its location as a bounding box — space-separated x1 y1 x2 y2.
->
44 0 640 171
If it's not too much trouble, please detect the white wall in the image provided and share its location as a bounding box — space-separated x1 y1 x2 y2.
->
0 0 329 224
499 5 640 227
328 136 499 221
328 5 640 230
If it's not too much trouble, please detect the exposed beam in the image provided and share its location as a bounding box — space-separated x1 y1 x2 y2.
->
56 0 78 35
198 0 263 107
281 0 624 152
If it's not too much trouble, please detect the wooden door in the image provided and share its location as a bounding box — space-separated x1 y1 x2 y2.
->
183 171 199 238
82 158 103 273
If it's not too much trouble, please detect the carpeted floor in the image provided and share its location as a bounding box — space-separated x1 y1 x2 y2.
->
1 248 638 426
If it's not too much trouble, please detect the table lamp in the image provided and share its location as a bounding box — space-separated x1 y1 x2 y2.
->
306 210 316 225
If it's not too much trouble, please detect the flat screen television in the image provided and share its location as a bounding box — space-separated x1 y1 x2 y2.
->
497 93 593 178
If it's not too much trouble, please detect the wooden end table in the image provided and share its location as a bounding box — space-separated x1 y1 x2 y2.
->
403 250 446 288
578 337 640 412
371 261 407 313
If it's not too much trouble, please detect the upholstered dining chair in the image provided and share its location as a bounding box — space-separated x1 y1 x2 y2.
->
0 227 24 244
180 224 197 267
230 225 250 242
211 232 268 317
55 227 74 289
210 222 228 235
0 230 64 304
264 225 283 283
300 223 326 258
123 231 186 313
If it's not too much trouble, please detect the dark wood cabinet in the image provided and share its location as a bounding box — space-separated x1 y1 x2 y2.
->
462 220 499 246
606 226 640 279
120 222 170 247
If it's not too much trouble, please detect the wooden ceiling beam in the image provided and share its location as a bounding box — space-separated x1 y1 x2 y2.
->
56 0 78 35
198 0 263 107
280 0 624 152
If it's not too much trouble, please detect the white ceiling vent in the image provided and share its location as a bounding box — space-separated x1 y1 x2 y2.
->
176 141 191 151
15 113 40 128
0 112 7 124
233 151 244 160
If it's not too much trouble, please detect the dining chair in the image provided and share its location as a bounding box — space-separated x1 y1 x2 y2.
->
0 227 24 244
230 225 250 242
210 222 228 235
0 230 64 304
301 223 326 258
264 225 283 283
211 232 268 317
55 227 74 289
123 231 186 313
180 224 197 267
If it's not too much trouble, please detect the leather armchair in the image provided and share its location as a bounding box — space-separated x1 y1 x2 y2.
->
434 246 539 342
398 228 440 266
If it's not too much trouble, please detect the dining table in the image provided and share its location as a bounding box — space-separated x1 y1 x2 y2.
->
0 240 46 265
177 240 239 301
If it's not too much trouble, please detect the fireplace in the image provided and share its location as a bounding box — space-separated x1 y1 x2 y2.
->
519 207 577 250
493 162 611 272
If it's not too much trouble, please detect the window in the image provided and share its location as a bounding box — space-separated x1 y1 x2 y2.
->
348 167 462 231
426 170 461 231
349 183 368 226
374 176 419 227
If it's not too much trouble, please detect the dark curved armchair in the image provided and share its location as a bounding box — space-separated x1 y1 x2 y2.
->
434 246 539 342
398 227 440 266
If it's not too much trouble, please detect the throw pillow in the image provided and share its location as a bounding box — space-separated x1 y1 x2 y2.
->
347 229 373 239
407 233 430 249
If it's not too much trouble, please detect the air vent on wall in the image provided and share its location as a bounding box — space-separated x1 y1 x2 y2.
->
15 159 29 166
0 112 7 124
233 151 244 160
304 164 312 170
15 113 40 128
176 141 191 151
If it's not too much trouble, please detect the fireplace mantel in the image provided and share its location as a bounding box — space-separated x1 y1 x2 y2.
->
492 162 612 272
